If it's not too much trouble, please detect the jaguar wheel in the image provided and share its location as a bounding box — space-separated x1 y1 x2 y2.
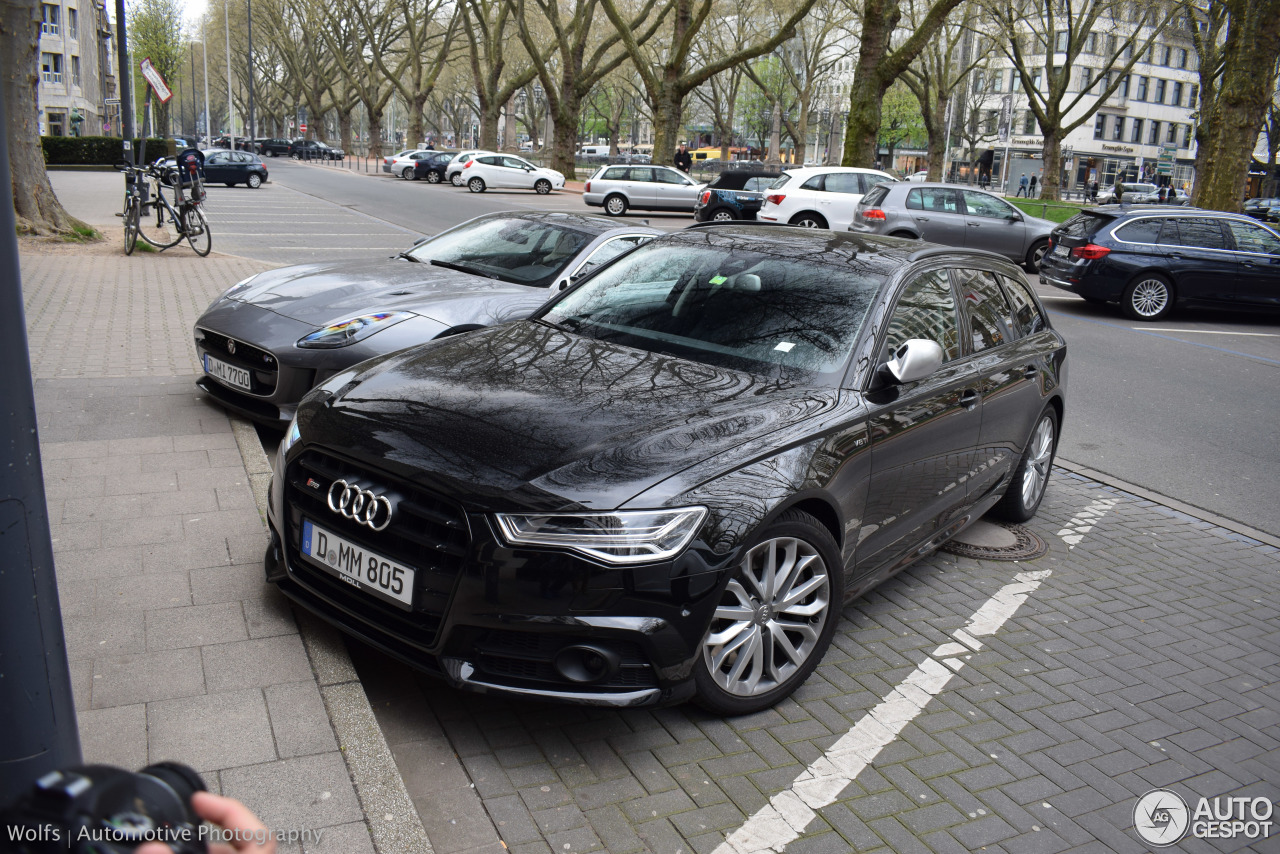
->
1123 274 1174 321
991 407 1058 522
693 509 841 715
247 173 262 189
535 178 553 195
468 177 486 193
604 194 628 216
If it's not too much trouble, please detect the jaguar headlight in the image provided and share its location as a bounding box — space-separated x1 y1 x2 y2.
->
296 311 412 349
281 413 302 454
494 507 707 565
218 274 260 302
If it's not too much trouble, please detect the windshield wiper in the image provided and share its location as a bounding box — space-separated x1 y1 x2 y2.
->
396 251 421 262
430 258 501 279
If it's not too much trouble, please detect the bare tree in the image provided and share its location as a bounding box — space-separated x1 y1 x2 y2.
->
361 0 458 147
987 0 1178 200
1188 0 1280 211
324 0 407 157
462 0 542 150
599 0 820 166
128 0 185 134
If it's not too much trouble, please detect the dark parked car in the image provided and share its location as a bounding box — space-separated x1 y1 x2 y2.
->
692 170 779 222
203 149 268 188
195 212 660 427
413 150 459 183
850 182 1057 272
290 139 345 160
256 137 293 156
265 225 1067 713
1244 197 1280 223
1038 206 1280 320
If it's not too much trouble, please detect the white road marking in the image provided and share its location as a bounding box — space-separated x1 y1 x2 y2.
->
1137 327 1279 337
1055 497 1118 548
713 568 1055 854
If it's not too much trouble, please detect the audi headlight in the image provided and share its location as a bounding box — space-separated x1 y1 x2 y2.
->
281 413 302 454
296 311 412 349
494 507 707 565
218 274 260 302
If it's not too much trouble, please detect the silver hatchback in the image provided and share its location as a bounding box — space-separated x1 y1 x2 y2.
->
849 182 1057 272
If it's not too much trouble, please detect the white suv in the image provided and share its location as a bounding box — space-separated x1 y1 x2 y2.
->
758 166 897 230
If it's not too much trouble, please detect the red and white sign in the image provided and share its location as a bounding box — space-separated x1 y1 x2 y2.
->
300 123 308 133
139 57 173 103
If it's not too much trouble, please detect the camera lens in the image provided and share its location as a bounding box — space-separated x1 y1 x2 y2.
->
141 762 207 823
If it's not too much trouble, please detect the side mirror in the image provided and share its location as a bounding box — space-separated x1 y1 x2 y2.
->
1006 211 1023 221
883 339 943 384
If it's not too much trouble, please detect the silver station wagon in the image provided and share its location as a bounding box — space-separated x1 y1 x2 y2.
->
582 165 706 216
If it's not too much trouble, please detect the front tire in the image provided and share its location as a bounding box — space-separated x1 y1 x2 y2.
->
402 166 415 180
1123 274 1174 321
450 172 464 186
123 198 140 255
1025 238 1049 273
991 407 1058 522
535 178 553 195
693 509 842 716
247 173 262 189
468 177 486 193
604 194 628 216
789 212 828 229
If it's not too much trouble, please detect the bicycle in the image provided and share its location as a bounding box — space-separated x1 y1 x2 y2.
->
117 156 212 257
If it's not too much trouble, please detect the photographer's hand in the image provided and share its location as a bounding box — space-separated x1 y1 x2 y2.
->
137 791 276 854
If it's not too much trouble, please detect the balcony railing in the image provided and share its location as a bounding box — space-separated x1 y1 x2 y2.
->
41 22 59 35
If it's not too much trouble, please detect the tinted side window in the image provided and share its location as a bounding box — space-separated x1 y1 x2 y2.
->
628 168 654 182
1113 218 1164 243
744 177 772 192
910 188 960 213
479 155 502 165
824 173 862 194
954 269 1017 351
999 275 1047 336
801 175 825 190
654 169 689 185
1057 212 1113 240
862 184 891 207
1175 218 1228 250
881 270 961 363
1225 219 1280 254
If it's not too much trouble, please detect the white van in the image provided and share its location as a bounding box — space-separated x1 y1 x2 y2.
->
578 145 610 157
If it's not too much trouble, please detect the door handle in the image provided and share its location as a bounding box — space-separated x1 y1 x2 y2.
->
967 222 981 227
959 389 979 410
915 216 930 222
1168 252 1183 259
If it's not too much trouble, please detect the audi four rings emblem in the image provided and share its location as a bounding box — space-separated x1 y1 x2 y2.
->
327 480 393 530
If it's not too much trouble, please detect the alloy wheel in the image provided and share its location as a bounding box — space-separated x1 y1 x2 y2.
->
1129 278 1169 317
712 210 734 222
1020 415 1055 509
702 536 831 697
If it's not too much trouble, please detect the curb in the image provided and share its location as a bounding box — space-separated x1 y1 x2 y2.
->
1054 456 1280 549
228 415 434 854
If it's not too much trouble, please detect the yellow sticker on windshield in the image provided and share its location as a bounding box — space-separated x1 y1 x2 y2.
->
709 275 727 285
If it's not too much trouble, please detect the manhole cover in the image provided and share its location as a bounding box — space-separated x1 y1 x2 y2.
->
941 520 1048 561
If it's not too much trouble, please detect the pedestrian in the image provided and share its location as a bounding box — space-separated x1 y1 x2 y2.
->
1157 185 1167 203
1089 180 1099 203
1113 178 1124 204
1017 173 1028 197
1029 174 1038 197
674 144 692 174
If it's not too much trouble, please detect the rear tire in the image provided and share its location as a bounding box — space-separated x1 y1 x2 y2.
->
468 177 486 193
693 509 842 716
426 170 441 184
991 407 1058 522
789 212 828 229
1025 238 1049 273
1122 274 1174 321
183 206 212 257
604 194 628 216
402 166 415 180
123 198 140 255
710 208 735 222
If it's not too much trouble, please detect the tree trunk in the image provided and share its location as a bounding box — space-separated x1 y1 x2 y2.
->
409 93 428 146
651 91 684 167
842 75 884 167
368 108 384 159
337 110 353 153
479 105 500 149
923 95 946 181
3 0 82 234
1038 131 1062 201
552 115 577 179
504 97 517 151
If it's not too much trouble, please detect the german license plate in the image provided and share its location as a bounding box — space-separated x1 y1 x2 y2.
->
1052 244 1070 258
204 354 252 391
299 519 415 609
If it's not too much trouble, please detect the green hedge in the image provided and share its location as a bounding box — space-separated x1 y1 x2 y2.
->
41 136 173 165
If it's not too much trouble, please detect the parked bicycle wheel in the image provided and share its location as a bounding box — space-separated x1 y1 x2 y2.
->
183 205 212 256
123 197 140 255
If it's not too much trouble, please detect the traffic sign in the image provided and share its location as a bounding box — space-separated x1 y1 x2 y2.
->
300 123 308 133
139 58 173 103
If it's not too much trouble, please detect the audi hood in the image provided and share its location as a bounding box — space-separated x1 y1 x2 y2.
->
292 321 839 513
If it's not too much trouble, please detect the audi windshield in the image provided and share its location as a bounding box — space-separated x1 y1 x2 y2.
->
539 238 881 378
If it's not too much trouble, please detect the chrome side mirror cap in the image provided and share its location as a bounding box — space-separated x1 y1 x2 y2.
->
884 339 943 384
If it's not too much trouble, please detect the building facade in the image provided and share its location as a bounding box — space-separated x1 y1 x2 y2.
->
37 0 117 137
967 19 1201 194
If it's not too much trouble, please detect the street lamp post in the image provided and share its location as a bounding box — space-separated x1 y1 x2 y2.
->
247 0 255 144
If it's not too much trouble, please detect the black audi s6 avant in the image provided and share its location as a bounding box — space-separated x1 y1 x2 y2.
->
265 226 1067 714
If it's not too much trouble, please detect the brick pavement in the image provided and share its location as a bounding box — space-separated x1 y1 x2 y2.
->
20 246 429 854
362 471 1279 854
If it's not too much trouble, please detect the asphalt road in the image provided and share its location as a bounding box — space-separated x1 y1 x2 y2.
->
238 158 1280 533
